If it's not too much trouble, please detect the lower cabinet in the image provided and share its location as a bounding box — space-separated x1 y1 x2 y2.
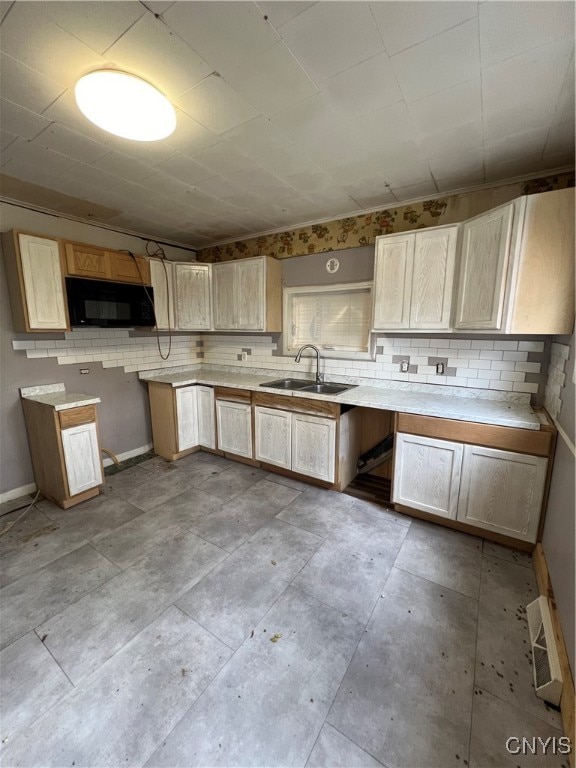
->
175 386 198 451
61 422 103 497
197 385 216 449
216 400 253 458
148 381 216 460
393 432 463 519
393 420 550 543
457 445 547 542
255 406 337 482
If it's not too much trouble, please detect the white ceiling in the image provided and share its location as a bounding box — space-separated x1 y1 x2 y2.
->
0 0 574 249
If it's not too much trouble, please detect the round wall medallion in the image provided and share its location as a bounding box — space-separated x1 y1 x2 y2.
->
326 257 340 274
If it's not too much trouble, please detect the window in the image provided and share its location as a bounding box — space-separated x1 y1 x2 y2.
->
283 282 373 356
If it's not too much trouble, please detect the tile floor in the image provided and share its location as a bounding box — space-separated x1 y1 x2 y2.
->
0 452 567 768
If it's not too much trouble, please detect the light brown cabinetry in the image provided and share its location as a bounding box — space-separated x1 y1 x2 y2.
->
393 413 555 545
21 398 103 508
2 231 70 332
64 241 151 285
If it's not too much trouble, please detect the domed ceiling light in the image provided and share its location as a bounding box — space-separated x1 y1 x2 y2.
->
75 70 176 141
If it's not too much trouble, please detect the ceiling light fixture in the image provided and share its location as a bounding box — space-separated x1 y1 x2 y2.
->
75 70 176 141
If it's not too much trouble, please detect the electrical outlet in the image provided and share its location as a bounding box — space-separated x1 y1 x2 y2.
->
241 352 248 362
400 360 409 373
79 368 90 374
436 362 445 374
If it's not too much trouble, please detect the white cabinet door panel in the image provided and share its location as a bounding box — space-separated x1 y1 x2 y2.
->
197 386 215 450
61 422 103 497
175 264 211 330
410 227 457 330
373 235 413 329
212 263 237 330
149 259 175 330
255 406 291 469
176 386 198 451
457 445 547 542
291 413 336 482
455 204 514 330
237 259 264 330
393 432 463 519
19 234 68 329
216 400 253 458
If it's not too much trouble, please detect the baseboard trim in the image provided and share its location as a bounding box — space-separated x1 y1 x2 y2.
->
0 482 37 505
533 543 575 764
101 443 153 468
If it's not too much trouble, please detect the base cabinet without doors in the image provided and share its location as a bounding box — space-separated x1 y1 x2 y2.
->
21 398 103 509
392 414 553 544
148 381 216 460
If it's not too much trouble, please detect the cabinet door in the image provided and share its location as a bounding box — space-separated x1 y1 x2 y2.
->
149 259 175 330
61 422 103 497
216 400 253 458
255 406 291 469
454 204 514 330
457 445 547 542
212 263 237 330
175 264 212 330
19 234 68 330
197 386 215 450
372 235 413 329
237 259 264 330
392 432 463 519
64 242 109 280
291 413 336 482
109 252 150 285
175 386 198 451
410 227 458 329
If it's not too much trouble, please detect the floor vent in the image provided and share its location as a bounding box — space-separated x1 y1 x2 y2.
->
526 596 563 706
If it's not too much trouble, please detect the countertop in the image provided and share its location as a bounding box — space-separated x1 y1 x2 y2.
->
140 368 541 431
20 384 101 411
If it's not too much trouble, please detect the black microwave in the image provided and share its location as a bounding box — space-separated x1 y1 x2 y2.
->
66 277 155 328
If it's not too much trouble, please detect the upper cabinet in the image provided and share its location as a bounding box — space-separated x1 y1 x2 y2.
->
372 225 458 331
149 259 212 331
212 255 282 332
455 188 575 334
64 240 151 285
175 263 211 330
2 231 69 332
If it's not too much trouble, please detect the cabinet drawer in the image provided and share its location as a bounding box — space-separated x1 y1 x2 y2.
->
59 405 96 429
215 387 252 403
253 391 339 419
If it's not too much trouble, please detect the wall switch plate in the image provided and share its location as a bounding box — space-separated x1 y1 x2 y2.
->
436 362 445 374
400 360 409 373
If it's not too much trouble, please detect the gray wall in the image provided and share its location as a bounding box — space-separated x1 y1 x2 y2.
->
282 246 374 287
0 203 196 496
541 332 575 674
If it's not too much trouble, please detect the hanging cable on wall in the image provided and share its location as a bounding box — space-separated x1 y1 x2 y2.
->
120 245 173 361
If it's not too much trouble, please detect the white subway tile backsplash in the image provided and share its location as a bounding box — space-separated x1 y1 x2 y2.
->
514 362 541 373
493 341 519 351
518 341 544 352
468 359 492 370
513 382 539 393
503 351 528 361
479 351 504 360
471 340 494 350
450 339 472 349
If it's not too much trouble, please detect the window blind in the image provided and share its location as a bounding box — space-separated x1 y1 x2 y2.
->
287 284 372 352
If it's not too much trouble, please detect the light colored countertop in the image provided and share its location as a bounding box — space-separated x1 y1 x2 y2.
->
20 384 101 411
140 368 541 431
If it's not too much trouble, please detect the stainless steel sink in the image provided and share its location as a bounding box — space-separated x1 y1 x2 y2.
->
299 383 356 395
260 378 316 390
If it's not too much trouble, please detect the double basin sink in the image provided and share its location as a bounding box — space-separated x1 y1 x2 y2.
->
260 378 356 395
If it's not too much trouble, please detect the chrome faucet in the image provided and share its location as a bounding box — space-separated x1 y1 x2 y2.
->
295 344 324 384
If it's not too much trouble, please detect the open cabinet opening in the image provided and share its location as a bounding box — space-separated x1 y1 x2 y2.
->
342 408 396 506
